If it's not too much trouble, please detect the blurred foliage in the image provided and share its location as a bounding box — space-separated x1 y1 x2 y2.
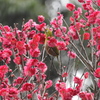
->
0 0 48 27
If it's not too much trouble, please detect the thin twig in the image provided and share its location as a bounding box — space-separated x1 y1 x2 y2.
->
70 41 93 72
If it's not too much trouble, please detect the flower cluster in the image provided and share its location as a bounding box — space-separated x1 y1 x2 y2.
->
0 0 100 99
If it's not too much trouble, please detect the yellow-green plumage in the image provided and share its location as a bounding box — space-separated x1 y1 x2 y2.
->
44 29 59 57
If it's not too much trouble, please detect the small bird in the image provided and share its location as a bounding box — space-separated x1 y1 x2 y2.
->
44 28 59 57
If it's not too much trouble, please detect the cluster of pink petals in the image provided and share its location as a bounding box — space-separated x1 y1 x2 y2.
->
79 92 94 100
21 83 35 91
38 15 45 23
0 65 8 74
47 37 57 47
66 3 75 11
94 67 100 78
0 87 18 99
67 51 76 59
55 76 84 100
45 80 52 89
84 72 89 79
83 33 90 40
24 66 37 76
57 41 66 50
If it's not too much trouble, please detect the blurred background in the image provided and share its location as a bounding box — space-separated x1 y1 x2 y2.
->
0 0 78 27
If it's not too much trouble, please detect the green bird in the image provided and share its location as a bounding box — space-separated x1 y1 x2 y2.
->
44 29 59 57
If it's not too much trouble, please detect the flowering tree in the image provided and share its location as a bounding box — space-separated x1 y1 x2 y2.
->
0 0 100 100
